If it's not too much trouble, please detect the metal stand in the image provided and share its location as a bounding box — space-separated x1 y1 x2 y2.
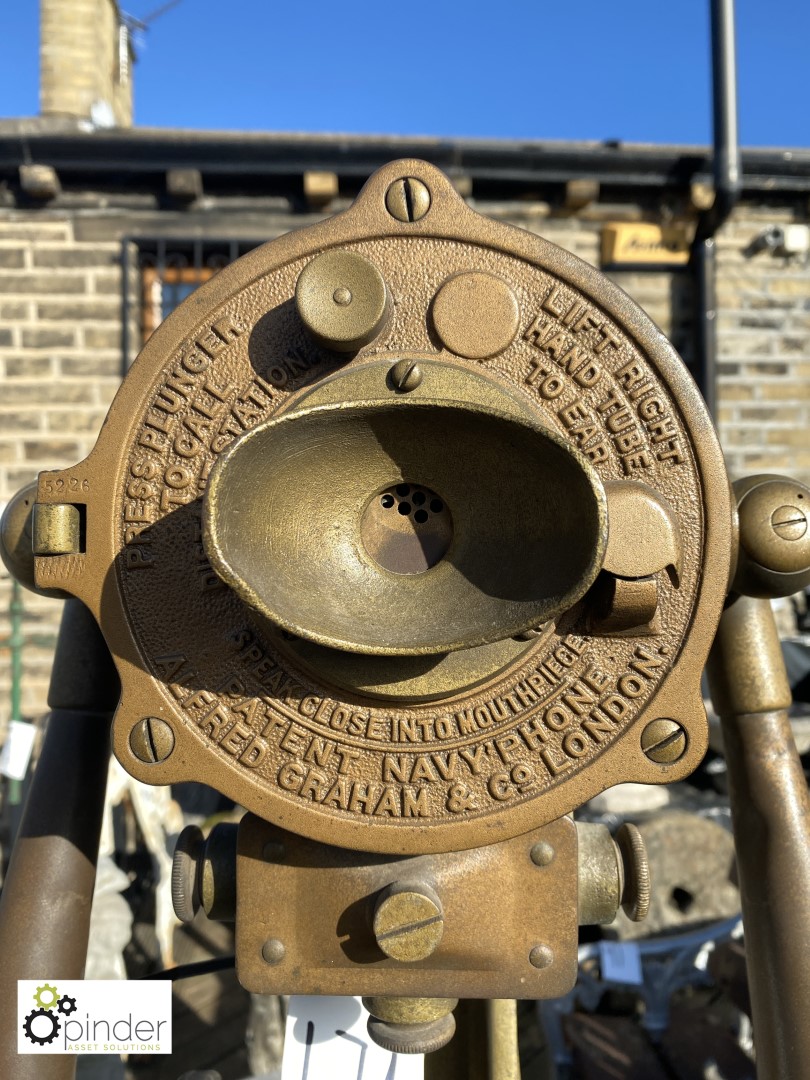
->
707 594 810 1079
0 600 119 1080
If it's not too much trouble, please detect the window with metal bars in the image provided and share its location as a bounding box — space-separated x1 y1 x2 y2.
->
125 237 266 360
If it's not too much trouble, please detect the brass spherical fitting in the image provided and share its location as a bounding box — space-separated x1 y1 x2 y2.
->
0 482 70 598
295 250 390 352
733 475 810 598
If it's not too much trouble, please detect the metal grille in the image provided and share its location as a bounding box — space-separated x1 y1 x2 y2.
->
123 237 266 366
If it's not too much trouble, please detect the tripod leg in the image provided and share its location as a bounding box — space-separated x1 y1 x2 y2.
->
707 594 810 1080
0 599 120 1080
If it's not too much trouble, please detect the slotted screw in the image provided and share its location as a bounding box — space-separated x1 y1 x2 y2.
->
130 716 175 763
388 358 423 392
771 505 808 541
641 718 686 764
385 177 431 222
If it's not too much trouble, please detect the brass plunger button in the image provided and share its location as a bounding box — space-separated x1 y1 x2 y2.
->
295 250 390 352
431 270 519 359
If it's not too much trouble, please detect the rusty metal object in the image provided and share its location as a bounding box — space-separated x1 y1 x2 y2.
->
0 600 119 1080
706 474 810 1080
26 159 730 857
235 813 578 998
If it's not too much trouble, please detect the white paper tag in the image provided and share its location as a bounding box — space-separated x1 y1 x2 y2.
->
282 996 424 1080
0 720 37 781
598 940 644 986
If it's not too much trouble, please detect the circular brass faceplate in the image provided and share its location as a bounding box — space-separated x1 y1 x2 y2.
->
34 159 732 854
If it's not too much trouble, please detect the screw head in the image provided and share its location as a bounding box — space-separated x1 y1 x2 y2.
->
130 717 175 763
261 938 286 965
385 177 431 222
529 944 554 969
373 885 444 962
641 718 686 763
530 841 555 866
388 359 423 393
771 504 808 541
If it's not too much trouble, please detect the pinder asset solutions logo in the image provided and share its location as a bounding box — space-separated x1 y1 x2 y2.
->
18 980 172 1055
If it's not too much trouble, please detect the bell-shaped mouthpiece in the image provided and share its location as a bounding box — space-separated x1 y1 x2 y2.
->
203 398 607 655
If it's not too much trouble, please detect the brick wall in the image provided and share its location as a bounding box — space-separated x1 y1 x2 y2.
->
715 207 810 480
0 193 808 725
0 212 122 716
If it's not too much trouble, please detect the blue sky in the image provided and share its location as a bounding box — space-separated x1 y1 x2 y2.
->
2 0 808 146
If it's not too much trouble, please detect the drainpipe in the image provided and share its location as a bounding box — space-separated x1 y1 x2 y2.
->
7 580 24 807
692 0 742 418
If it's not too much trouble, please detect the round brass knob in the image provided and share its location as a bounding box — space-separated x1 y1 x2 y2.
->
295 250 390 352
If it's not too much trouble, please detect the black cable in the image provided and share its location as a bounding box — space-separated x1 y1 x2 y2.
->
140 955 235 981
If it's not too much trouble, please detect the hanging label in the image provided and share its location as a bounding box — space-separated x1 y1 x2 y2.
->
0 720 37 781
282 996 423 1080
598 940 644 986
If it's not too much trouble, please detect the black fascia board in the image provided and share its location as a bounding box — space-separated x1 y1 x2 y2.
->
0 129 809 197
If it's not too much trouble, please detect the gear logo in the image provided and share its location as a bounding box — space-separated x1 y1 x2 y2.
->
18 978 171 1055
22 984 78 1045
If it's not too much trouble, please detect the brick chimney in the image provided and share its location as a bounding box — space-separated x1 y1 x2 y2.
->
40 0 134 127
